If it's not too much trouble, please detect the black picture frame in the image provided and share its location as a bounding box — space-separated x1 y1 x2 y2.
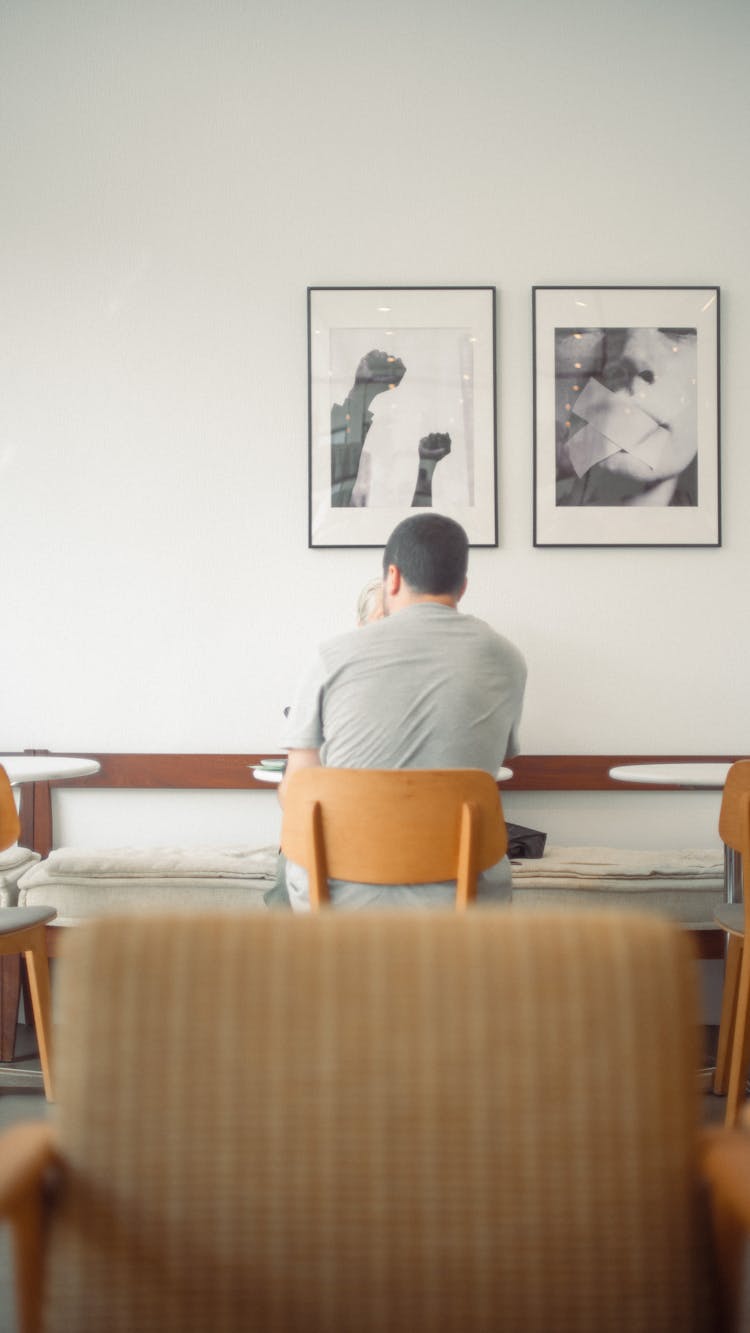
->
533 285 720 547
308 286 498 548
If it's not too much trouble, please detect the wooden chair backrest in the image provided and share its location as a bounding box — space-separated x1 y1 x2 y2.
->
281 767 507 908
0 767 20 853
718 760 750 857
39 910 711 1330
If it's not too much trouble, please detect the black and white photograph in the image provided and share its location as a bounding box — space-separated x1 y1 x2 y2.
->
308 287 497 547
533 287 720 547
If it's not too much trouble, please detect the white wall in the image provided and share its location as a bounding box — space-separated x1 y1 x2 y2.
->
2 0 748 850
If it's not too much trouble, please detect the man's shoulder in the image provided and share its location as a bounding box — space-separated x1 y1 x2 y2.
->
464 615 526 669
318 607 525 671
318 622 372 667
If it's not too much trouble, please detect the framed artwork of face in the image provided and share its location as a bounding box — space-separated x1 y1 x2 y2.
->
533 287 720 547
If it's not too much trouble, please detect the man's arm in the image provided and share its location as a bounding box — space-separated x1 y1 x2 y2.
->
278 748 321 807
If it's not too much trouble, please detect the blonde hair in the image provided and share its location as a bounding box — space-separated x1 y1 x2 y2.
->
356 578 384 626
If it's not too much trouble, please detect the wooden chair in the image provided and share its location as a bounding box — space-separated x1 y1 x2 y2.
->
2 910 750 1331
281 767 507 908
0 766 55 1101
712 761 750 1123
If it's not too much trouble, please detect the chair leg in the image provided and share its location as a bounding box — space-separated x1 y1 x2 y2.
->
725 950 750 1127
11 1187 46 1333
714 934 743 1095
23 933 54 1102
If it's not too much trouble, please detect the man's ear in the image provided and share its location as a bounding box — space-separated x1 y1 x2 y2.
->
385 564 401 596
456 577 468 603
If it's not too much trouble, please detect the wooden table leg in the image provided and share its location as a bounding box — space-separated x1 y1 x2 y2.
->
0 955 21 1062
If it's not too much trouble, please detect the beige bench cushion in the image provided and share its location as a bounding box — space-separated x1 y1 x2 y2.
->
17 845 279 919
0 846 41 906
511 844 724 927
17 843 726 927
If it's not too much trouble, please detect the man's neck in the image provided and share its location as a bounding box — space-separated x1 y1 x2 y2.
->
383 564 465 616
389 591 459 614
410 593 458 608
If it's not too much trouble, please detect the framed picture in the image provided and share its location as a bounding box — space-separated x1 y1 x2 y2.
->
308 286 497 547
533 286 720 547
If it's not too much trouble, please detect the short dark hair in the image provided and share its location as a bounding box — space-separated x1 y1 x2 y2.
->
382 513 469 595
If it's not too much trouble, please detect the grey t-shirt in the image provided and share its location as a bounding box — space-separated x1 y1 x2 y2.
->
283 602 527 911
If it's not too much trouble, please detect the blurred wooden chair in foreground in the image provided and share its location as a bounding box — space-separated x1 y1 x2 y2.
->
281 767 507 908
0 766 55 1100
712 760 750 1123
1 910 750 1330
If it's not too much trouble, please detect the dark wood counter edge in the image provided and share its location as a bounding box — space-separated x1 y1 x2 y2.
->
9 747 744 863
23 752 288 791
14 752 287 859
9 750 746 793
502 755 745 792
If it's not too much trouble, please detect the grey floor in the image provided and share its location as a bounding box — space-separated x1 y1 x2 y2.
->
0 1025 730 1332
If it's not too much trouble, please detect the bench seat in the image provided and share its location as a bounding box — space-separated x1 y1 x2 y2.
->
511 845 725 928
16 843 725 930
16 845 279 919
0 846 40 907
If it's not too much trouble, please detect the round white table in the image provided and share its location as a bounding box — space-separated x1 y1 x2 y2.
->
0 756 101 786
252 764 286 785
252 764 515 785
609 763 731 789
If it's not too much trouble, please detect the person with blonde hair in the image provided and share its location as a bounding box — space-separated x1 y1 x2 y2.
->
264 572 387 910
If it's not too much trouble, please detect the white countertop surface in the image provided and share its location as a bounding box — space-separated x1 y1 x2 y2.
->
252 764 514 784
0 756 101 786
609 762 731 789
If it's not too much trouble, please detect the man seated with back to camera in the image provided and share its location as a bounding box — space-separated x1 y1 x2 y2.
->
278 512 527 910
